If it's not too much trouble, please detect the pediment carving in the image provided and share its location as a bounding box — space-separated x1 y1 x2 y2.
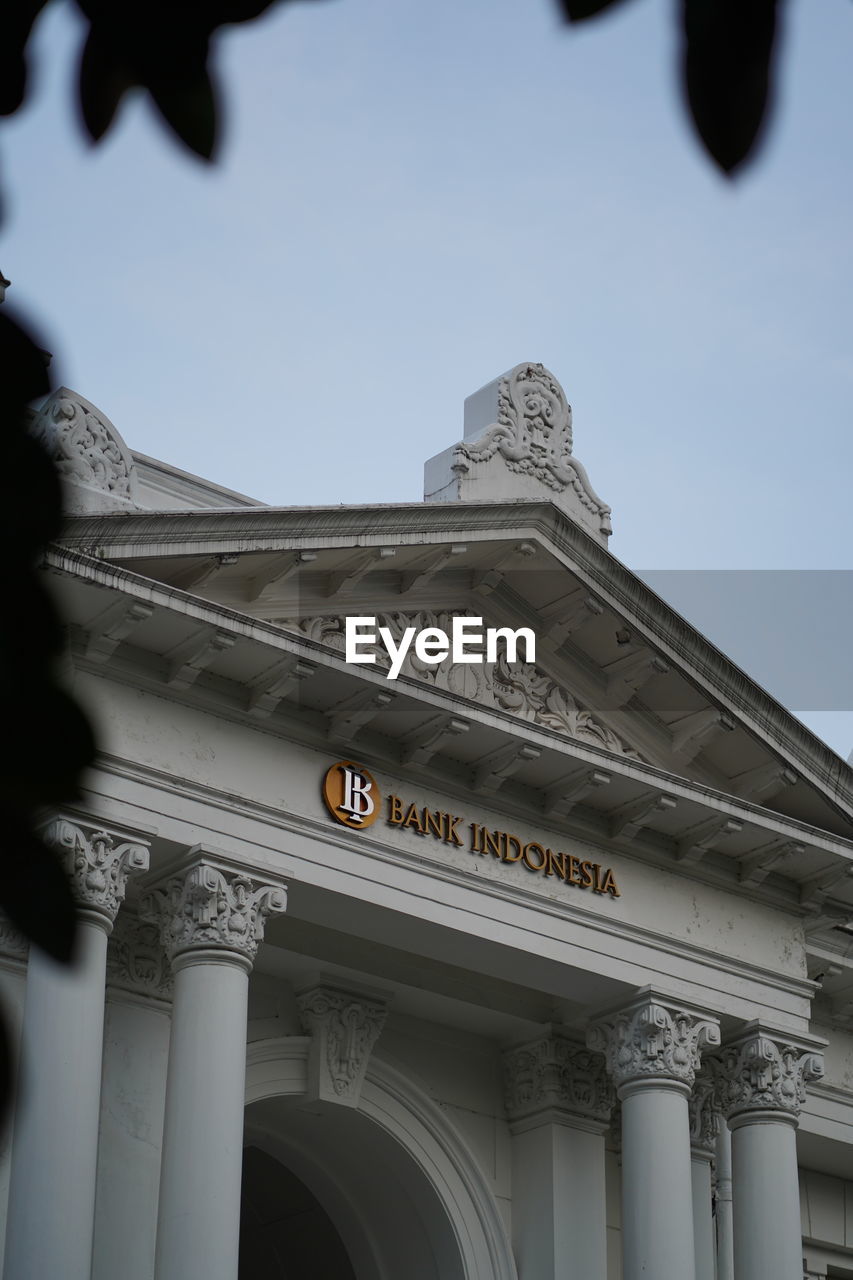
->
277 609 640 759
30 388 140 511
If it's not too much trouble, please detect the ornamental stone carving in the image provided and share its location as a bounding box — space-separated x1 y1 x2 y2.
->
140 858 287 967
708 1026 825 1123
43 818 150 927
688 1071 722 1158
586 992 720 1093
424 364 612 543
297 983 387 1108
503 1031 614 1127
279 610 639 759
106 912 173 1002
29 387 140 513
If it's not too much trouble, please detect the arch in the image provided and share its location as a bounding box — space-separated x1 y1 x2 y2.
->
245 1037 517 1280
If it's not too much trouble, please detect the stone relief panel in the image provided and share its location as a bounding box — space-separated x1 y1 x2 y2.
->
29 387 139 511
277 609 640 759
106 912 173 1002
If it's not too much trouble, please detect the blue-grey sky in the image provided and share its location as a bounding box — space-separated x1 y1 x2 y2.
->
4 0 853 754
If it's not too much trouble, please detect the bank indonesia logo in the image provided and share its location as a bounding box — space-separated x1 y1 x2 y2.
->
323 761 381 830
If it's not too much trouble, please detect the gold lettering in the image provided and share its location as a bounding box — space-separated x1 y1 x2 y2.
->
545 849 567 880
579 860 595 888
483 827 502 858
445 815 464 846
567 855 583 886
522 841 546 872
403 802 425 835
593 863 605 894
388 794 405 825
601 869 621 898
469 822 483 852
423 808 444 840
502 833 523 863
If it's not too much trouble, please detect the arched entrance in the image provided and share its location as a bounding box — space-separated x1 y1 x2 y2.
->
240 1145 357 1279
244 1038 517 1280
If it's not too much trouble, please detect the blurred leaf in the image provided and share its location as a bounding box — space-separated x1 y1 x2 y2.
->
556 0 631 19
0 823 77 963
79 27 135 142
148 66 219 160
0 0 50 117
682 0 779 174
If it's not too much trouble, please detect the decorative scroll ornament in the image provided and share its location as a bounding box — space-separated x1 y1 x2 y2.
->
43 818 150 925
586 994 721 1092
29 387 139 510
106 912 173 1002
140 861 287 966
709 1029 825 1121
503 1032 614 1126
297 983 387 1108
278 610 639 759
453 363 611 532
688 1071 722 1157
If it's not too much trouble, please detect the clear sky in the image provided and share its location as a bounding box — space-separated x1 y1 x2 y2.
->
4 0 853 754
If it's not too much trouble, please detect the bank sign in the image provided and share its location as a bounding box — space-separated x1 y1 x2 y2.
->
322 760 621 899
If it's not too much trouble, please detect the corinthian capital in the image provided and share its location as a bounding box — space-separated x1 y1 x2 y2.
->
140 853 287 968
710 1024 825 1123
586 990 720 1093
44 817 150 926
688 1071 722 1158
503 1031 614 1127
297 983 387 1108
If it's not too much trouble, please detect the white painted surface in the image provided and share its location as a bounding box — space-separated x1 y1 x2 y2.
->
620 1082 696 1280
154 955 250 1280
731 1114 803 1280
3 920 109 1280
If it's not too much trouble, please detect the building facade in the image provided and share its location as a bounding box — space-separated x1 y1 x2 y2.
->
1 364 852 1280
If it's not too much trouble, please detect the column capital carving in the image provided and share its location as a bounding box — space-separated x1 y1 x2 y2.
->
586 990 720 1094
297 982 388 1108
707 1024 826 1124
688 1070 722 1159
140 852 287 968
106 911 173 1002
44 817 150 927
503 1030 614 1128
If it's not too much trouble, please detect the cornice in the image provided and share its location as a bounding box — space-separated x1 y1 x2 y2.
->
46 515 853 826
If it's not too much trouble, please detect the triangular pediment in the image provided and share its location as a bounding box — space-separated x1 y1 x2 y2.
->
54 500 853 842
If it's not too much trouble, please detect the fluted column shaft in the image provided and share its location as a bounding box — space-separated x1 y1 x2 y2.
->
588 990 720 1280
3 820 149 1280
142 853 286 1280
503 1033 614 1279
711 1024 825 1280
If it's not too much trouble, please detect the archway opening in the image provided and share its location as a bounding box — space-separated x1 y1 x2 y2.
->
239 1144 357 1280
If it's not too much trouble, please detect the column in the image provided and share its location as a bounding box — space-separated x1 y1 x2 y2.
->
688 1073 721 1280
141 850 287 1280
715 1119 735 1280
712 1024 824 1280
3 818 149 1280
503 1030 614 1279
587 989 720 1280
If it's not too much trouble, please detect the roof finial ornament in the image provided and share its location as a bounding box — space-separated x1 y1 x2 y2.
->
424 362 612 544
